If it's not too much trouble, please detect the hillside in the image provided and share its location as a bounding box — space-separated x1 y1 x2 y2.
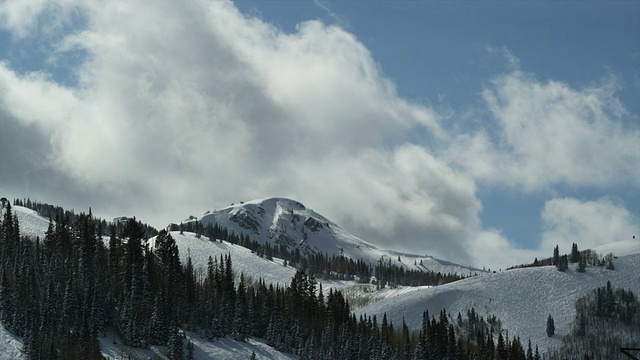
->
148 231 297 287
355 253 640 353
4 205 50 240
191 198 480 277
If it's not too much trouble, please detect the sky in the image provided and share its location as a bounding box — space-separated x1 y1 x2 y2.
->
0 0 638 269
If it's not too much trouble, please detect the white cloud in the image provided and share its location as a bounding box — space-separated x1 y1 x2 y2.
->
0 0 84 42
0 0 465 261
541 197 639 253
467 229 538 271
0 0 638 271
286 144 480 264
448 70 640 191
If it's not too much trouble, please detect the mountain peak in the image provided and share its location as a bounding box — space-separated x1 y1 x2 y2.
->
192 198 481 276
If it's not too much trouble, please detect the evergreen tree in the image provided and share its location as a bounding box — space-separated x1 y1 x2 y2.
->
232 275 249 341
526 339 534 360
0 271 13 327
546 315 555 337
496 332 507 360
557 255 568 271
570 243 580 263
552 245 560 266
168 326 184 360
577 256 586 273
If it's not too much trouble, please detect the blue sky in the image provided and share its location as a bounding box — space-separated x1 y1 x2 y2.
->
0 1 638 268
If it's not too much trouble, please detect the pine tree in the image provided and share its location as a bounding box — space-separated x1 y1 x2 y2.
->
552 245 560 266
526 339 534 360
546 315 555 337
496 332 507 360
168 326 184 360
557 255 568 271
570 243 580 263
232 275 249 341
577 256 586 273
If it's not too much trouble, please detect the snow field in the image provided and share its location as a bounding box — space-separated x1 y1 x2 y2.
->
355 254 640 353
8 205 50 240
148 231 297 288
99 329 298 360
0 324 23 359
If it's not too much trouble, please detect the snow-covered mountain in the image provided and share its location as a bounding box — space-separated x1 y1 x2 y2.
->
189 197 480 276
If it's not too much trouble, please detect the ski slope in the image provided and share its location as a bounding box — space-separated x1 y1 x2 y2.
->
148 231 366 296
355 253 640 353
593 238 640 257
148 231 297 287
4 205 50 240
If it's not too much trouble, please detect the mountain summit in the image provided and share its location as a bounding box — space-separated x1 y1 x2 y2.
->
191 197 479 276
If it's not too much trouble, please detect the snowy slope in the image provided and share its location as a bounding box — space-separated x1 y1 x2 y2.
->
191 198 480 276
593 238 640 257
0 324 23 359
355 254 640 353
2 205 50 240
148 231 297 287
100 330 297 360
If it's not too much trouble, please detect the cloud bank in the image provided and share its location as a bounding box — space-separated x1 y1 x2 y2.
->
0 0 637 268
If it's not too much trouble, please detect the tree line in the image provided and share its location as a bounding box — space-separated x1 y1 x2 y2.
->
507 243 615 272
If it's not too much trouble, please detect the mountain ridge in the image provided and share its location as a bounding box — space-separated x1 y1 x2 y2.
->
189 197 481 277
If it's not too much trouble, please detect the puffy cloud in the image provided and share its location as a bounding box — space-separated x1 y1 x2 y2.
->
286 144 480 264
541 197 639 252
467 229 539 271
0 0 466 261
448 70 640 191
0 1 637 270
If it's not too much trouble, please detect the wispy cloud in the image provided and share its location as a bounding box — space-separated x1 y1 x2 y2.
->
312 0 350 29
485 46 520 71
447 70 640 191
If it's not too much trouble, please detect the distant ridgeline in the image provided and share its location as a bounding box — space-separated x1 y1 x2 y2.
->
11 198 159 238
0 199 531 360
175 219 464 287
